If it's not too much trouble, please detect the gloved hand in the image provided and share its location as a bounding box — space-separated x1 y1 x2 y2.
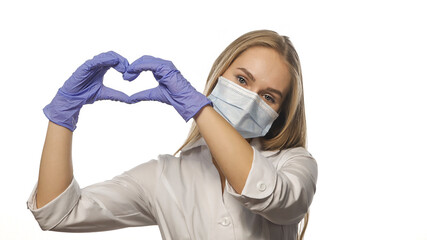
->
123 55 212 122
43 51 131 132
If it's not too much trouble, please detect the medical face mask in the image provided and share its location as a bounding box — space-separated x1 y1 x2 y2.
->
207 76 279 139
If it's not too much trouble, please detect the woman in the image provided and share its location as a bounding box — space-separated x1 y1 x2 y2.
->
27 30 318 240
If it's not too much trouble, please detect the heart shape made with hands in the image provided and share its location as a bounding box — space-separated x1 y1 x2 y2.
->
47 51 211 132
93 53 200 109
102 66 158 102
88 53 183 105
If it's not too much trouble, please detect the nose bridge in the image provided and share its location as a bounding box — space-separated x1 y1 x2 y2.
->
248 81 262 95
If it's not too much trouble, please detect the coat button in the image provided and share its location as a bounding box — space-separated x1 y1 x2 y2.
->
257 182 266 192
220 217 230 226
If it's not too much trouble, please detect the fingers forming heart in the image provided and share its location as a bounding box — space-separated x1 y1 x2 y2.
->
122 55 177 104
99 54 172 105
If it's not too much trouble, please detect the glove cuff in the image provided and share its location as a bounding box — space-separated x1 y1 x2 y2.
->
43 90 86 132
179 92 213 122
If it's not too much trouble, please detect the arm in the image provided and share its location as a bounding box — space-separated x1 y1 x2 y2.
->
226 147 317 225
28 51 159 230
194 92 317 225
194 105 253 194
28 160 158 231
194 104 317 225
36 121 73 208
31 52 131 208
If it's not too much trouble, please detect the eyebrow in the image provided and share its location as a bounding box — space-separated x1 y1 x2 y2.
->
238 67 256 83
237 67 284 100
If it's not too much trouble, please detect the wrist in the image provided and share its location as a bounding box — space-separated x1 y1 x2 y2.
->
43 90 85 132
182 93 212 122
193 102 213 121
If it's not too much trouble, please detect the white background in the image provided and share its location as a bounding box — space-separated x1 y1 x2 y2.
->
1 0 426 239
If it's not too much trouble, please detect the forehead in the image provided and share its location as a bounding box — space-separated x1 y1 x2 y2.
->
230 46 291 93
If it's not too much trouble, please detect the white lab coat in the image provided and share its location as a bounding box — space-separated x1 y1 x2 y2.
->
27 137 318 239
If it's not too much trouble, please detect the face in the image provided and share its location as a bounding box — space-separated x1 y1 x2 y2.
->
222 46 291 112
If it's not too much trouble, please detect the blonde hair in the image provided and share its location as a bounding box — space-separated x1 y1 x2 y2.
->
175 29 309 239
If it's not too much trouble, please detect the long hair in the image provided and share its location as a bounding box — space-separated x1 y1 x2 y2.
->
175 29 309 239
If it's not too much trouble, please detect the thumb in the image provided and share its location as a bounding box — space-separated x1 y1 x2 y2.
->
129 87 170 104
96 86 131 104
123 71 140 81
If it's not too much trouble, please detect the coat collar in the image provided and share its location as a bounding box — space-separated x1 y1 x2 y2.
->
180 137 280 158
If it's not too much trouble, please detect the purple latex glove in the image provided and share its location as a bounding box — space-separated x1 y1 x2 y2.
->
123 55 212 122
43 51 131 132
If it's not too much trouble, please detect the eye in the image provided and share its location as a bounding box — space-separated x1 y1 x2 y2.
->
263 94 276 103
237 76 247 85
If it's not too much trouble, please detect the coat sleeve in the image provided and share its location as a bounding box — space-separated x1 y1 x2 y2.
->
26 159 159 232
225 147 318 225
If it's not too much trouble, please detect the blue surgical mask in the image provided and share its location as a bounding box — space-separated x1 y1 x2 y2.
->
207 76 279 139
